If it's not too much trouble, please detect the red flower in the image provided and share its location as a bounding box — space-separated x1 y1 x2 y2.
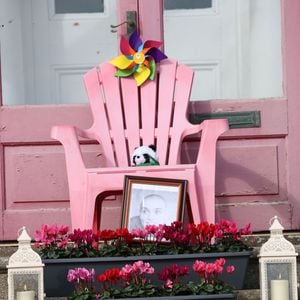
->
98 229 117 241
96 268 121 284
116 228 129 238
96 274 107 283
144 225 159 235
240 223 252 235
69 229 98 249
158 263 189 286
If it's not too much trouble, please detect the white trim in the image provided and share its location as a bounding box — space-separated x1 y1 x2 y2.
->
48 0 110 21
182 60 221 100
164 0 218 17
52 64 93 104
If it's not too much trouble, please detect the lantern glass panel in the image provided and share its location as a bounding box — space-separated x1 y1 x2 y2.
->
14 273 38 299
267 262 292 300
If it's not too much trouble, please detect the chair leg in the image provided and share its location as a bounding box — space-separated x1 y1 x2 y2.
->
82 190 102 230
69 189 89 230
188 184 202 224
93 196 102 232
69 186 101 230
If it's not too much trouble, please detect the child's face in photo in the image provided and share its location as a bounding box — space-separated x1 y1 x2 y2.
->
140 195 166 227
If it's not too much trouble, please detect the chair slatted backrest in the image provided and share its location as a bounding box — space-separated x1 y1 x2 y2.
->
83 59 194 167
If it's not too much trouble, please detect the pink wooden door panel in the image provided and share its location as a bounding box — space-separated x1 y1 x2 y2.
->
190 98 291 229
137 0 299 230
0 106 101 240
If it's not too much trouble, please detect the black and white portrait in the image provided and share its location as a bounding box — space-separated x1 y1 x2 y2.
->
122 176 187 230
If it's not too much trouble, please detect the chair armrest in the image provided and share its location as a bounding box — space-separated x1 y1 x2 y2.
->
182 119 228 140
193 119 228 165
180 119 228 165
51 125 91 171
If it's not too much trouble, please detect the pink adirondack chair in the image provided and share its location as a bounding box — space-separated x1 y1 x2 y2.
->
51 59 228 231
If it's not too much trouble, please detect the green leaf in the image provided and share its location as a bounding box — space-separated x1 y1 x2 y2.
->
101 291 112 299
47 249 57 259
215 283 224 291
115 68 135 77
149 59 156 80
204 283 215 293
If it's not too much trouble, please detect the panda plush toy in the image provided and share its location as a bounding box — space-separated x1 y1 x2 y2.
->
131 144 160 166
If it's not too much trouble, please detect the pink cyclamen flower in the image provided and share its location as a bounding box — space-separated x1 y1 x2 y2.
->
205 263 216 274
240 223 252 235
67 268 95 283
67 269 77 283
78 268 89 280
132 260 143 271
120 264 133 275
226 265 235 273
58 224 69 235
215 258 225 273
34 223 69 248
193 260 206 273
130 228 147 239
165 279 173 288
87 268 95 281
133 261 154 274
57 238 69 248
215 264 223 274
214 229 224 239
215 258 225 267
47 224 59 236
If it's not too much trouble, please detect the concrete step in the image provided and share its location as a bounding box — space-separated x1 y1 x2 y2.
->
43 290 262 300
0 291 261 300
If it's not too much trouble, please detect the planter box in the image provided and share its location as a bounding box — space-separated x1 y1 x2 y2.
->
111 294 237 299
43 251 251 297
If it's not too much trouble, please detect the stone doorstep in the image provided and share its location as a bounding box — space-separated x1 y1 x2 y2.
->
0 273 7 300
0 291 261 300
42 290 261 300
43 290 261 300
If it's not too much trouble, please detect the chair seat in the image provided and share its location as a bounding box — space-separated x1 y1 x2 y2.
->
79 165 198 230
87 164 195 174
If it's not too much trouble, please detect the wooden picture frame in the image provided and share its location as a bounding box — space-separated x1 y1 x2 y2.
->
121 175 187 230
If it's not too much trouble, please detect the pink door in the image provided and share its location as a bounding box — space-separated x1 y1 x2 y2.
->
136 0 300 230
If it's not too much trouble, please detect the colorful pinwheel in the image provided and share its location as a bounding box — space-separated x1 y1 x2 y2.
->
109 30 168 86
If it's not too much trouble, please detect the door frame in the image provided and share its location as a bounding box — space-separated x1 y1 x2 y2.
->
284 0 300 228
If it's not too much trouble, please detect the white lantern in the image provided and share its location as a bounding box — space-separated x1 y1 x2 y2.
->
7 227 44 300
259 216 298 300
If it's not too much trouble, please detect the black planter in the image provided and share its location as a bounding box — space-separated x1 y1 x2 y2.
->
111 294 237 300
43 251 251 297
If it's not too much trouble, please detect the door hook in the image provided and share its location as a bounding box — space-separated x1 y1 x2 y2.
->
110 11 137 37
110 21 133 32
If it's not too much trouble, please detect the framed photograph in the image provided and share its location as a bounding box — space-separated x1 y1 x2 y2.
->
121 175 187 230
